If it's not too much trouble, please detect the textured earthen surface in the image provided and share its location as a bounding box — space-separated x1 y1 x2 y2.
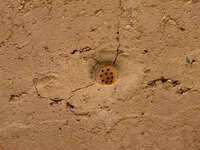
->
0 0 200 150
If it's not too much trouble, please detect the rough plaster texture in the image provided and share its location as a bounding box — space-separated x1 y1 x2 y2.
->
0 0 200 150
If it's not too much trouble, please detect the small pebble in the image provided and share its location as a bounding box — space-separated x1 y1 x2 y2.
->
186 57 190 63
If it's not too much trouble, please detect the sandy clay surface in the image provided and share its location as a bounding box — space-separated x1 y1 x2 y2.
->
1 0 200 150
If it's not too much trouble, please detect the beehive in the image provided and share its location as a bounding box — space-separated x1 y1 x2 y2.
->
97 66 117 85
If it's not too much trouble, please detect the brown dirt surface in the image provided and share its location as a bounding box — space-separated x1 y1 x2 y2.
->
1 0 200 150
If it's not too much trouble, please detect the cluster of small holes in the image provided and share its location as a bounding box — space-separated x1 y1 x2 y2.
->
98 66 116 85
